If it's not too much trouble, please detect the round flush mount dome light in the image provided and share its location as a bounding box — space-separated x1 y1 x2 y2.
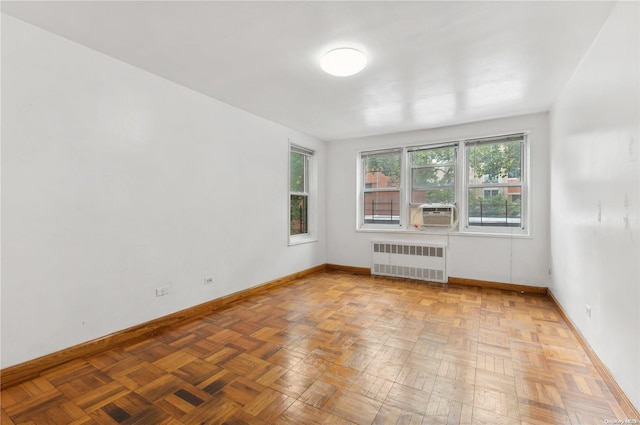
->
320 48 367 77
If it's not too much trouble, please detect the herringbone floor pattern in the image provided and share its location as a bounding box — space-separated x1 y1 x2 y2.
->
1 271 631 424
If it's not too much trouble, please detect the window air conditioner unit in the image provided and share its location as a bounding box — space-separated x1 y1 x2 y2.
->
413 203 457 228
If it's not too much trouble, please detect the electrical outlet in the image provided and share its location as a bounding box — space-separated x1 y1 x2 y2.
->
156 286 169 297
585 304 591 317
204 276 214 285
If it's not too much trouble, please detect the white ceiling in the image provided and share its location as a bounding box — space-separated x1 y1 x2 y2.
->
1 1 615 141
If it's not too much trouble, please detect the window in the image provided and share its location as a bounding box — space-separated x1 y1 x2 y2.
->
466 135 525 228
409 145 457 205
357 133 528 234
361 149 402 227
289 145 313 239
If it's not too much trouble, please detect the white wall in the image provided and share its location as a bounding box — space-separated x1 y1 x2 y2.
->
1 15 326 368
326 112 550 287
549 2 639 410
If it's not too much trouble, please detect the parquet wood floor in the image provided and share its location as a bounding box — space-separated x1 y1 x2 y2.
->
1 271 634 424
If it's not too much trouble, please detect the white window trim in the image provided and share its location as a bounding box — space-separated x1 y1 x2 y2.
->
356 132 531 237
461 133 529 236
289 142 317 245
357 148 404 230
407 143 458 234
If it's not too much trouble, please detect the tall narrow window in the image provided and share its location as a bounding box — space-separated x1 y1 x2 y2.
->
409 145 457 205
361 149 402 226
290 145 312 236
466 134 525 228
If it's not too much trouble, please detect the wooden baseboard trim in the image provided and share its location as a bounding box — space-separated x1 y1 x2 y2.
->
326 264 371 275
448 276 547 294
547 289 639 419
0 264 327 390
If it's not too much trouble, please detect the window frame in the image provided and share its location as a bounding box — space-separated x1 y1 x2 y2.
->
289 143 316 245
358 148 404 230
463 134 528 235
408 143 458 207
356 132 530 236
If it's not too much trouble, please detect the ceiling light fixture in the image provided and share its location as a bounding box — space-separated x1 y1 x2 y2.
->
320 48 367 77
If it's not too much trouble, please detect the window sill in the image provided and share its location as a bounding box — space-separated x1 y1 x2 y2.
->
355 227 531 239
288 234 318 246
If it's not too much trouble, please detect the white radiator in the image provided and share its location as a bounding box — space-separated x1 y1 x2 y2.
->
371 241 447 283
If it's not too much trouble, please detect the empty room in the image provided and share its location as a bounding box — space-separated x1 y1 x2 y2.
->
1 1 638 424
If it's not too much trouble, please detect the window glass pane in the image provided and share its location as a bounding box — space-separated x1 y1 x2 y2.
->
411 146 455 166
411 188 455 204
290 152 306 193
467 141 522 184
411 166 455 189
468 188 521 227
364 191 400 224
410 146 456 207
290 194 308 234
364 152 401 189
